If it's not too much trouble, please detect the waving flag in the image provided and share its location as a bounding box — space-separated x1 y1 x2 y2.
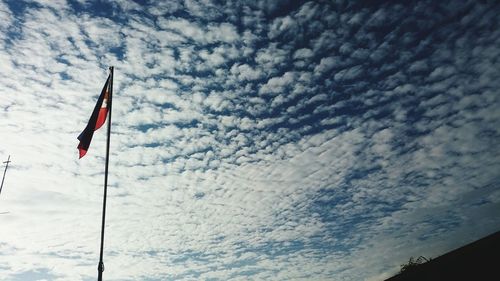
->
77 75 111 158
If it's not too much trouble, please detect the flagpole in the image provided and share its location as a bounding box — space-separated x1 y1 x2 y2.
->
98 66 113 281
0 155 11 195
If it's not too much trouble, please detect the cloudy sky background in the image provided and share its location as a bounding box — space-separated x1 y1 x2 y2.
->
0 0 499 280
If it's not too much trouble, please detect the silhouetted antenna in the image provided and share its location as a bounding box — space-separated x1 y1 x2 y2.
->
0 155 11 195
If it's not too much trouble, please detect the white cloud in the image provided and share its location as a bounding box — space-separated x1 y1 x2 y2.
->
314 56 336 74
230 63 262 81
269 15 296 39
158 18 239 45
0 1 12 37
259 72 296 95
334 65 363 82
293 48 313 60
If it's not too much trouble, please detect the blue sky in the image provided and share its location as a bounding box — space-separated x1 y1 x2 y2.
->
0 0 499 280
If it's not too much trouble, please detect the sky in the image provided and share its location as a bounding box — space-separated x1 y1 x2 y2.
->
0 0 499 280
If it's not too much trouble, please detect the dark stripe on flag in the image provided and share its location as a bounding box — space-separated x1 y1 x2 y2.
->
77 75 111 158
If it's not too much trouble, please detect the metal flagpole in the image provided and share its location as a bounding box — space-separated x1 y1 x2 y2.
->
98 67 113 281
0 155 11 195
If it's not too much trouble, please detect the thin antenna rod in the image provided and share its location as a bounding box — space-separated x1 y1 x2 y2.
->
98 67 113 281
0 155 11 195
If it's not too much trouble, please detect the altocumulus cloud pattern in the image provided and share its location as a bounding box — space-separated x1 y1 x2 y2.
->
0 0 500 280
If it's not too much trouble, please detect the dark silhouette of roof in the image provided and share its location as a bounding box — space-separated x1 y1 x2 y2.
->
385 230 500 281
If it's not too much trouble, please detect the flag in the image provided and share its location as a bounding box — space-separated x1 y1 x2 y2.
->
77 75 111 158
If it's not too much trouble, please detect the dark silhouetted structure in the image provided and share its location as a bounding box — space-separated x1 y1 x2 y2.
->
386 230 500 281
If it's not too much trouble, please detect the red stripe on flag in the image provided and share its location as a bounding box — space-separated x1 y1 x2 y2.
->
78 146 87 159
95 107 108 130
